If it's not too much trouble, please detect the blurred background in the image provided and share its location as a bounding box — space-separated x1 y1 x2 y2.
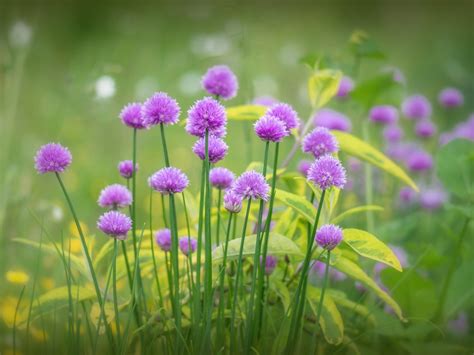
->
0 0 472 312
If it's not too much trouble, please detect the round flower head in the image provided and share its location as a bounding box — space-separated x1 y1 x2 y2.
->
438 88 464 108
402 95 432 120
34 143 72 174
315 224 343 251
192 135 228 163
155 229 172 252
420 187 447 210
383 125 404 143
399 186 417 204
98 184 132 209
149 167 189 194
415 120 437 138
253 96 278 107
298 160 312 177
120 102 147 129
186 97 227 138
209 167 235 190
118 160 138 179
142 92 180 126
223 189 243 213
406 150 433 172
201 65 238 100
336 76 354 98
302 127 339 159
97 211 132 240
307 155 347 190
233 170 270 201
266 103 300 132
313 109 352 132
369 105 398 124
261 255 278 275
254 114 288 142
179 237 197 256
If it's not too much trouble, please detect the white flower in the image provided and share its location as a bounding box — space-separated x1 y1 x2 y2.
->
95 75 116 99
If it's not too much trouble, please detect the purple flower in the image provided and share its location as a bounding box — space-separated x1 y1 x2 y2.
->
310 260 346 281
118 160 138 179
298 160 312 177
142 92 180 126
120 102 147 129
401 95 432 120
266 103 300 132
97 211 132 240
438 88 464 108
313 109 352 132
385 142 419 162
336 76 354 98
179 237 197 256
186 97 227 138
254 114 288 142
406 150 433 172
441 115 474 145
233 170 270 201
420 187 447 210
383 125 404 143
209 167 234 190
315 224 343 251
98 184 132 209
415 120 437 138
149 167 189 194
252 96 278 107
399 186 417 204
302 127 339 159
223 189 243 213
307 155 347 190
369 105 398 124
34 143 72 174
155 229 172 252
261 255 278 275
374 245 409 276
201 65 238 100
192 135 228 163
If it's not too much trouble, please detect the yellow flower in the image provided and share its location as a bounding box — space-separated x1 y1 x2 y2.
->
6 270 29 285
1 297 22 327
68 239 82 254
69 220 89 238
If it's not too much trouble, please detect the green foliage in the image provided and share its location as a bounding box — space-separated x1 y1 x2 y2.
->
226 105 267 120
307 69 342 108
349 30 386 60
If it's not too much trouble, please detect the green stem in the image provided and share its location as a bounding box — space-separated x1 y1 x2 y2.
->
160 123 170 167
230 199 252 352
113 239 121 341
13 286 26 355
314 250 330 350
362 122 374 232
216 189 222 246
150 189 166 318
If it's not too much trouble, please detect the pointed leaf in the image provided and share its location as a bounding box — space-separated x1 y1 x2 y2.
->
275 188 316 223
308 69 342 108
331 205 384 224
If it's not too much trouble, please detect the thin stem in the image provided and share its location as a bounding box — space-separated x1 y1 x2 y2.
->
112 239 121 340
160 122 170 167
313 250 330 351
169 194 182 345
13 286 26 355
216 188 222 246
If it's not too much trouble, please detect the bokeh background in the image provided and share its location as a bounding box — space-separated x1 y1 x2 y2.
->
1 0 472 316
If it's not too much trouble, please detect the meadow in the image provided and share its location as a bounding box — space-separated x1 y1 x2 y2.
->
1 2 473 354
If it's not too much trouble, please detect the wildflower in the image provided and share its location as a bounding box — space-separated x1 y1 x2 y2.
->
148 167 189 194
254 114 288 142
97 211 132 240
223 189 243 213
209 167 235 190
34 143 72 174
298 160 312 177
233 170 270 201
97 184 132 209
315 224 343 251
6 270 29 284
142 92 181 126
120 102 147 129
399 186 417 204
186 97 227 138
383 125 404 143
406 150 433 172
155 229 172 252
310 261 346 281
118 160 138 179
261 255 278 275
192 135 228 163
179 237 197 256
302 127 339 159
201 65 238 100
420 187 447 210
266 103 300 132
415 120 437 138
307 155 347 190
438 88 464 108
402 95 432 119
336 76 354 98
369 105 398 124
95 75 116 100
313 108 352 132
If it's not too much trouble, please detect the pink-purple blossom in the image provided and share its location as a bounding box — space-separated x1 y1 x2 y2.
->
179 236 197 256
142 92 181 126
298 160 312 177
233 170 270 201
120 102 148 129
383 125 404 143
369 105 398 124
261 255 278 275
406 150 433 172
34 143 72 174
302 127 339 159
155 228 172 252
315 224 343 251
149 167 189 194
266 103 300 132
224 189 243 213
118 160 138 179
201 65 238 100
98 184 132 209
438 87 464 108
192 135 228 163
209 167 235 190
186 97 227 138
254 114 288 142
402 95 432 120
97 211 132 240
420 187 447 210
415 120 437 138
307 155 347 190
336 76 354 98
313 109 352 132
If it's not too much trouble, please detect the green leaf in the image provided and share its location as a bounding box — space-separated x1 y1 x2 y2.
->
332 130 418 191
307 286 344 345
274 188 316 223
212 233 302 262
308 69 342 108
226 105 267 120
342 229 402 271
436 139 474 200
333 257 404 320
280 172 307 196
271 279 291 312
349 30 386 59
300 53 334 71
93 239 114 269
351 73 397 109
326 289 376 325
331 205 384 224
